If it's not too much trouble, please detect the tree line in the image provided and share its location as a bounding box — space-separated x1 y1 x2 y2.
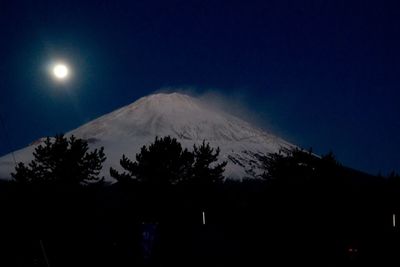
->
12 135 226 187
1 134 400 266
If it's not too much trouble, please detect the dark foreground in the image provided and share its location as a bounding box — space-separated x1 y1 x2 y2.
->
0 174 399 267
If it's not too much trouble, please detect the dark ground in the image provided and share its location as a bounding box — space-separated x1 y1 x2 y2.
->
0 173 399 267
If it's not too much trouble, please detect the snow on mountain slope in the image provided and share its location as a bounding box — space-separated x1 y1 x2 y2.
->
0 92 295 181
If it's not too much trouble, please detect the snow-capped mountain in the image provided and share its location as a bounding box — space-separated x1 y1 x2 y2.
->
0 92 294 180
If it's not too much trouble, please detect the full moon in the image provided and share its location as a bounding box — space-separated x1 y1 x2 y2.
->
53 64 69 79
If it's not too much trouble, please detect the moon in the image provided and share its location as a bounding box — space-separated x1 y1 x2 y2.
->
52 64 69 79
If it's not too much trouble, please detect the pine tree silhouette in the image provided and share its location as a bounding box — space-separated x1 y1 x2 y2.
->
111 137 227 186
110 136 194 185
260 147 340 185
189 141 227 185
12 134 106 186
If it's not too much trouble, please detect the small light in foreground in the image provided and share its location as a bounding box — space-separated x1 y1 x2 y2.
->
393 214 396 228
202 211 206 225
348 247 358 253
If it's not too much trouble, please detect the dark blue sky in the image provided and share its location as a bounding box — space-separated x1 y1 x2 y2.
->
0 0 399 175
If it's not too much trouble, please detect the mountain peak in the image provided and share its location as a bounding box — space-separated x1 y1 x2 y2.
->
143 92 193 101
69 92 240 142
0 92 294 180
124 92 204 118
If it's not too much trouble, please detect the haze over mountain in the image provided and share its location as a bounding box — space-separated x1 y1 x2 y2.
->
0 93 294 181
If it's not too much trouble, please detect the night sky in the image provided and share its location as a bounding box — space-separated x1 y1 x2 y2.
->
0 0 399 175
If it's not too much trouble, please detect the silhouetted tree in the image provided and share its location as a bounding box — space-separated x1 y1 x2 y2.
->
12 134 106 186
110 136 194 185
188 141 227 185
261 148 313 182
261 147 340 185
111 137 227 186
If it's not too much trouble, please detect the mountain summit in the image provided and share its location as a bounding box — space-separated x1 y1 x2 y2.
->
0 93 294 180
